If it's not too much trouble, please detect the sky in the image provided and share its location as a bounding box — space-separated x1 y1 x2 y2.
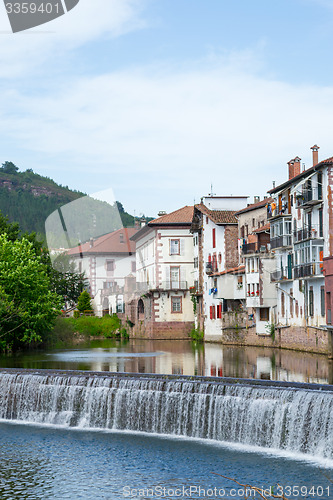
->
1 0 333 218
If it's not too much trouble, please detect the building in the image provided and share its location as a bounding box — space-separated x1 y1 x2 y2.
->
236 197 277 334
128 206 195 338
266 146 331 350
191 196 248 340
67 227 137 316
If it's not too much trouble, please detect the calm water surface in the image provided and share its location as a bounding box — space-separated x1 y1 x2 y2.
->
0 422 332 500
0 338 331 384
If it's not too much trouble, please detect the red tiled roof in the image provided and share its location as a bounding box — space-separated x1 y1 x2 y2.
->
235 197 272 216
149 206 194 225
252 223 270 233
195 204 238 224
212 264 245 277
67 227 137 256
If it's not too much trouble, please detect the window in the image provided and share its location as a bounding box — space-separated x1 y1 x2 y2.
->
131 261 136 272
309 288 314 317
252 218 255 227
281 292 285 317
106 260 115 271
260 308 269 322
321 286 325 318
290 289 293 318
171 296 182 313
319 208 323 238
212 228 216 248
194 257 198 268
170 267 180 287
170 239 180 255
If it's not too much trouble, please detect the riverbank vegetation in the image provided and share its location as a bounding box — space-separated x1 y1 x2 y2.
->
48 315 129 347
0 210 86 353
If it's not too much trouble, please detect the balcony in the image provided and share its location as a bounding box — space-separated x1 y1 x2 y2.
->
270 235 292 249
271 266 292 282
206 262 218 275
190 283 203 295
293 225 323 243
298 186 323 208
293 262 323 279
136 281 189 293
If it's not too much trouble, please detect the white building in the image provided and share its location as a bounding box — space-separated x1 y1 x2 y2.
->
267 146 329 330
67 227 137 316
129 206 195 338
236 198 277 334
191 196 248 340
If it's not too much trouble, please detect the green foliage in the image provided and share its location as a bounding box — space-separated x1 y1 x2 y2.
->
77 290 93 313
191 295 197 313
1 161 18 174
0 234 62 351
190 327 204 342
265 322 276 340
120 327 129 338
65 314 122 338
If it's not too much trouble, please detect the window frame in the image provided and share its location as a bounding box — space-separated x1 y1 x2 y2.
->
170 239 180 255
171 296 182 313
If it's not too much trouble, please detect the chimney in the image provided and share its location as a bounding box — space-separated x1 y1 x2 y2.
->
311 144 319 166
288 157 301 179
89 237 94 248
158 210 167 217
253 196 260 203
140 217 146 228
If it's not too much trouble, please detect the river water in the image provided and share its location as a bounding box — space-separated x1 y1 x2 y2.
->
0 338 331 384
0 340 332 498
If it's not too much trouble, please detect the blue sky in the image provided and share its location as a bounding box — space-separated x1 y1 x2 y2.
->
0 0 333 217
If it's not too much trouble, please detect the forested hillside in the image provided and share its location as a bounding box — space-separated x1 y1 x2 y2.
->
0 162 136 237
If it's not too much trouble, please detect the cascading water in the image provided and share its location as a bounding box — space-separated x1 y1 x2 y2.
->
0 370 332 461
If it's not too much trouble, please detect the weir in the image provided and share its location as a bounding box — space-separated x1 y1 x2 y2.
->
0 369 332 461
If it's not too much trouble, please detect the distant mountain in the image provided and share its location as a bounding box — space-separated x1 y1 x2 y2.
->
0 163 136 238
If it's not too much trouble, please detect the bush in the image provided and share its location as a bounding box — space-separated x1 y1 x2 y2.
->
77 290 93 314
190 327 204 342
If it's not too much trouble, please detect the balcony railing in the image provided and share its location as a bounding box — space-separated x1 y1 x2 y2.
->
136 281 189 293
206 262 218 274
293 225 323 243
271 267 292 282
242 242 270 254
270 235 292 249
293 262 323 279
298 186 323 207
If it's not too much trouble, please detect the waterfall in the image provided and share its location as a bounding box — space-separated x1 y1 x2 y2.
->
0 370 332 460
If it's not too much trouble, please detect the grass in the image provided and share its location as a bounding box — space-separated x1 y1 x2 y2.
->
47 314 128 347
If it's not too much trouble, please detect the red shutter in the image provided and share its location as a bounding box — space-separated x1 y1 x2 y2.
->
208 254 212 263
212 228 216 248
210 306 213 319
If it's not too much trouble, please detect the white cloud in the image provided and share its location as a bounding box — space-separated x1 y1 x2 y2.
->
0 0 147 77
1 54 333 215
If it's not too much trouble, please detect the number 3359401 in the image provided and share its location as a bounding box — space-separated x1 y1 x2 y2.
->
5 3 61 14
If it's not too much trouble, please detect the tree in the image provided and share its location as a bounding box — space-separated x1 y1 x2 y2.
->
1 161 19 174
51 253 87 307
77 290 93 313
0 234 62 351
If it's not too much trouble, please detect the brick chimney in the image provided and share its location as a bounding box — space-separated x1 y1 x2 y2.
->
288 156 301 179
310 144 319 166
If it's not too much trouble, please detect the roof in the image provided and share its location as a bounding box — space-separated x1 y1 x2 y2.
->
131 206 194 242
234 197 272 216
149 205 194 225
252 223 270 233
269 156 333 195
212 264 245 277
67 227 137 256
194 204 238 224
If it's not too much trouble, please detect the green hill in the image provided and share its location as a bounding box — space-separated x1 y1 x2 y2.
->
0 162 136 238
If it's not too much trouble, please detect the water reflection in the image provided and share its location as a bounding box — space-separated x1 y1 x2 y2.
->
0 339 331 384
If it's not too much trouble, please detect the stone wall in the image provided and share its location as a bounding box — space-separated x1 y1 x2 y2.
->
217 325 330 354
